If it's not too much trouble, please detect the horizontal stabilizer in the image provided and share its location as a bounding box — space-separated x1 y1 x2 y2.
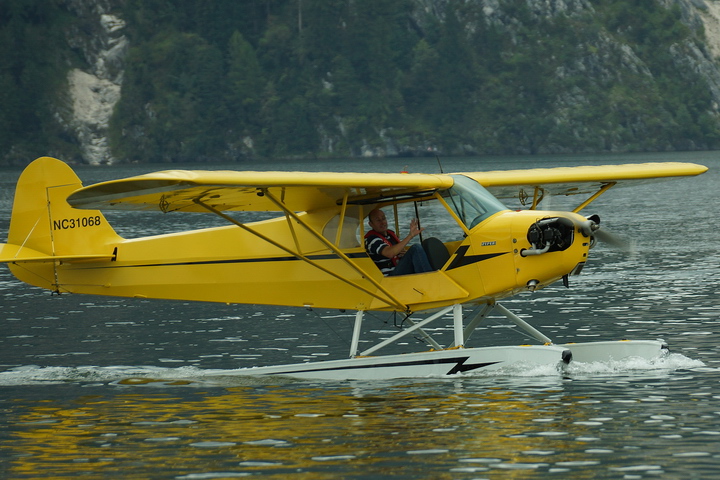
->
0 244 114 263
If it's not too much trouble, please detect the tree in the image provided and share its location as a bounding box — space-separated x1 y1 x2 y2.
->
110 32 228 162
226 31 265 132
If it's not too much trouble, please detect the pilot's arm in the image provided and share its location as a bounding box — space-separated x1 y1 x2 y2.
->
380 219 424 259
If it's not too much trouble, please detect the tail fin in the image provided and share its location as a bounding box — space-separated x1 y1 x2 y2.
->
1 157 121 291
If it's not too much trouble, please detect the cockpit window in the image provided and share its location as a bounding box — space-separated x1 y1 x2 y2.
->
443 175 509 229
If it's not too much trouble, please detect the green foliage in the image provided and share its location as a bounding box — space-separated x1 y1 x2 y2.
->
227 31 265 132
594 0 714 150
2 0 720 164
0 0 77 164
110 32 229 162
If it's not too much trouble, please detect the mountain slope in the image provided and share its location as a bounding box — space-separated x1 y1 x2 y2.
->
2 0 720 164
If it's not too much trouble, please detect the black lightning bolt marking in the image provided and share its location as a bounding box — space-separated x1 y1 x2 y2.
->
445 357 500 375
447 245 508 270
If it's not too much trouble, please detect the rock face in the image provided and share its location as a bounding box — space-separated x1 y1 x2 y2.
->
671 0 720 101
62 1 127 164
699 0 720 58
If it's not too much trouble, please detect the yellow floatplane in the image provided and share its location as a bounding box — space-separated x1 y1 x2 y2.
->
0 157 708 379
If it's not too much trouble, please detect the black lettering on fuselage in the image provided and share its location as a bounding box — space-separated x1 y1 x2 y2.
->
53 215 102 230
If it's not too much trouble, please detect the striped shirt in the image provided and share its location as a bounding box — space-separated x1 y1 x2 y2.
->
364 230 400 275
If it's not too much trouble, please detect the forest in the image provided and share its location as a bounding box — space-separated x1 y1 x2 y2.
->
1 0 719 164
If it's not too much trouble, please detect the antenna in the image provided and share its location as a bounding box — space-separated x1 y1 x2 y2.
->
435 154 444 174
414 201 424 244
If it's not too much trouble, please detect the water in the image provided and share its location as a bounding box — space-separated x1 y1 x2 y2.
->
1 152 719 479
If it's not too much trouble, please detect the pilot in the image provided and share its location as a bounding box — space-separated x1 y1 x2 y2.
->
364 208 433 276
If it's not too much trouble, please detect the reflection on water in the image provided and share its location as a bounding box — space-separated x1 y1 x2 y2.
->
4 373 720 479
2 152 720 478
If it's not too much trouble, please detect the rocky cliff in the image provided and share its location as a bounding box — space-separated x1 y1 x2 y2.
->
62 0 127 164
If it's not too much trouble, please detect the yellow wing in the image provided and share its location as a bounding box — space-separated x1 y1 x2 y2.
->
67 170 454 213
463 162 708 210
67 162 707 214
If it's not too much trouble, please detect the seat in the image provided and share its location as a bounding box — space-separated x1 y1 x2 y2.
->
422 237 450 271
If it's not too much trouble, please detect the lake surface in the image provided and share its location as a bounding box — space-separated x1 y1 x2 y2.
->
1 152 719 479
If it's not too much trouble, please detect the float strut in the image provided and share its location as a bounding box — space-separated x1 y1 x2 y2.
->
350 311 364 358
494 303 553 344
453 304 464 348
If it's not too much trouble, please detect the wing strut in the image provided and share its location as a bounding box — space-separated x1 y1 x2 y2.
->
334 192 349 246
572 182 616 213
260 189 408 311
530 187 545 210
193 198 407 312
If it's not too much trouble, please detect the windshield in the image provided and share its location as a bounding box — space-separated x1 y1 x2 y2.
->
443 175 509 229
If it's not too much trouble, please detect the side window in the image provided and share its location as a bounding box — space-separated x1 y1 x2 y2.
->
385 199 467 243
324 214 361 248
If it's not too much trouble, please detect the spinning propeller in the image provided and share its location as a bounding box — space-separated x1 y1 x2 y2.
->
578 214 633 253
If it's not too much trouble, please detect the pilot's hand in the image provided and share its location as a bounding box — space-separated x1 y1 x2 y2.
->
409 218 424 237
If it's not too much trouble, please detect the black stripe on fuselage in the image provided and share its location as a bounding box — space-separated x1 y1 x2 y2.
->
74 252 370 269
72 247 507 271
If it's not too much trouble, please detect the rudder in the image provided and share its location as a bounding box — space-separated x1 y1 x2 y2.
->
2 157 121 290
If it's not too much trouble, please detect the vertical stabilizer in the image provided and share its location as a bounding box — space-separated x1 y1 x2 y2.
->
1 157 121 291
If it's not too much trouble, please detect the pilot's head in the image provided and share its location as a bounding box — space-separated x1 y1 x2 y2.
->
367 208 389 234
